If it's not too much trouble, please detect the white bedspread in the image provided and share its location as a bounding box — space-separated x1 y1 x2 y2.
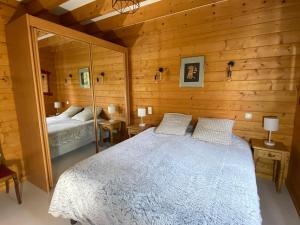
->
47 116 96 158
49 128 261 225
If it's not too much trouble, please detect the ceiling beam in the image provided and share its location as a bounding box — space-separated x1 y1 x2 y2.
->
60 0 146 27
85 0 221 34
25 0 69 15
0 0 20 8
60 0 113 26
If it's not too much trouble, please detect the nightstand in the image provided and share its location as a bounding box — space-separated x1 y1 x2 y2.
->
251 139 290 192
127 124 151 137
98 120 122 143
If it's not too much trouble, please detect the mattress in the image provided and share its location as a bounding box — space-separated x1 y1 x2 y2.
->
49 128 261 225
47 116 96 158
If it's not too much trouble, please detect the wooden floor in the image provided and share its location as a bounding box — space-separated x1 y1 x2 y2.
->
0 145 299 225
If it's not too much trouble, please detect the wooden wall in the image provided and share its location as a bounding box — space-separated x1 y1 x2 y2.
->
106 0 300 178
38 38 127 121
38 47 57 116
287 72 300 214
0 3 24 184
54 41 94 110
92 46 126 121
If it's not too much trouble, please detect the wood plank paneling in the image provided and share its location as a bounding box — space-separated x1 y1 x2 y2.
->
6 15 51 191
53 40 93 109
92 46 127 121
38 47 57 116
104 0 300 178
0 3 24 188
39 37 127 122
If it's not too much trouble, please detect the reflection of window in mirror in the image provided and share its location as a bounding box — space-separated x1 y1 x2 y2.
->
41 69 51 95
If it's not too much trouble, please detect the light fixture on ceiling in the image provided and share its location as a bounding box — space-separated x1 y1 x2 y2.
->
112 0 140 14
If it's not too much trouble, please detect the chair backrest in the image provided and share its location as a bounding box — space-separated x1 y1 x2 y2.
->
0 144 5 165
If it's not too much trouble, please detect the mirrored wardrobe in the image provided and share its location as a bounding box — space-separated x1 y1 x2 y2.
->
37 30 96 184
6 14 129 192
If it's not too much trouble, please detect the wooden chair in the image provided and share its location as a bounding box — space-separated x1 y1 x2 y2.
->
0 151 22 204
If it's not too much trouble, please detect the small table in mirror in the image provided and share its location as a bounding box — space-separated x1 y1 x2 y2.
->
98 120 122 144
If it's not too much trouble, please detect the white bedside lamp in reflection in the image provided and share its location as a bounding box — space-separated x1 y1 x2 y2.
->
108 104 116 122
264 116 279 146
54 101 61 115
138 107 146 127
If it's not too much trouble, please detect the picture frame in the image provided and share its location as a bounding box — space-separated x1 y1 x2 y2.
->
179 56 205 87
41 69 52 95
79 67 91 89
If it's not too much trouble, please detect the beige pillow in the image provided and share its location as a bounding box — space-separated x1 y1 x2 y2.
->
72 106 102 121
155 113 192 136
59 105 83 118
192 118 235 145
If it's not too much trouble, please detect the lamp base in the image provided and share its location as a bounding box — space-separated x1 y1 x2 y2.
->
139 123 146 127
264 139 275 146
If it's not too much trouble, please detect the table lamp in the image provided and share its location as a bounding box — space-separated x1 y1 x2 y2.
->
54 101 61 115
108 104 116 122
138 107 146 127
263 116 279 146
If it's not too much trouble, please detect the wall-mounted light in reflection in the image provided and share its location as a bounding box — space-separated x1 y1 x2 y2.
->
64 74 73 85
96 72 105 84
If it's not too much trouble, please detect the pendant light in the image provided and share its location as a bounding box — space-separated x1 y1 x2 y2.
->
112 0 140 14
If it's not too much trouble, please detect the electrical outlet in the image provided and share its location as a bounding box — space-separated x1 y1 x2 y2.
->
245 112 253 120
147 106 153 115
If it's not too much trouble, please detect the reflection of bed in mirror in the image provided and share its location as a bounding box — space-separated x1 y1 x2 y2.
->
6 14 130 192
47 116 96 158
46 105 103 158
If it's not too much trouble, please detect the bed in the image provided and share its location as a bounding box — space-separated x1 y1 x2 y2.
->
47 116 96 158
49 127 261 225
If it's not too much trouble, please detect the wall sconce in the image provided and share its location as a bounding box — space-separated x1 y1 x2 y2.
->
96 72 105 83
227 61 235 81
0 76 9 82
64 74 73 85
154 67 165 81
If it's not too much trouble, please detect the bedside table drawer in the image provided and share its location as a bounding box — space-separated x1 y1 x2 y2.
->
256 150 282 160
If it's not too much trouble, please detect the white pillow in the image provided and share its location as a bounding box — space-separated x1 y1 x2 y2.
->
155 113 192 136
72 106 102 121
192 118 235 145
59 105 83 118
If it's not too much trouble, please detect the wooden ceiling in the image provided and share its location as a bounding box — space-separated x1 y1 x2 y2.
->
9 0 224 37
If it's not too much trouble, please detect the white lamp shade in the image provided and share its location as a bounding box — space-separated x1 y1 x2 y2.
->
108 104 116 114
54 101 61 109
264 117 279 132
137 107 146 117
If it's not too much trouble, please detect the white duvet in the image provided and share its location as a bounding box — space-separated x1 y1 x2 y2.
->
49 128 261 225
47 116 96 158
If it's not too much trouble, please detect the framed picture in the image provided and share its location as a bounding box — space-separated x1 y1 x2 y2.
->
79 67 91 89
41 69 52 95
179 56 205 87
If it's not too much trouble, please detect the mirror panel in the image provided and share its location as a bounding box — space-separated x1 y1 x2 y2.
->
92 45 127 148
36 29 96 183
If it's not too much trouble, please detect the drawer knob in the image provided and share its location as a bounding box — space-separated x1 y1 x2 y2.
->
268 153 275 157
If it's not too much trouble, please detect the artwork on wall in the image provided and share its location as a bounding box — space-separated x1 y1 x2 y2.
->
79 67 91 89
179 56 205 87
41 69 52 95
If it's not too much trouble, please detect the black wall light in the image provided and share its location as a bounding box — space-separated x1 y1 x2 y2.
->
65 74 73 84
227 61 235 80
97 72 105 83
154 67 165 81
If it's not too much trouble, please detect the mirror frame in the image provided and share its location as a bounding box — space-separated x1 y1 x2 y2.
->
25 14 130 189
